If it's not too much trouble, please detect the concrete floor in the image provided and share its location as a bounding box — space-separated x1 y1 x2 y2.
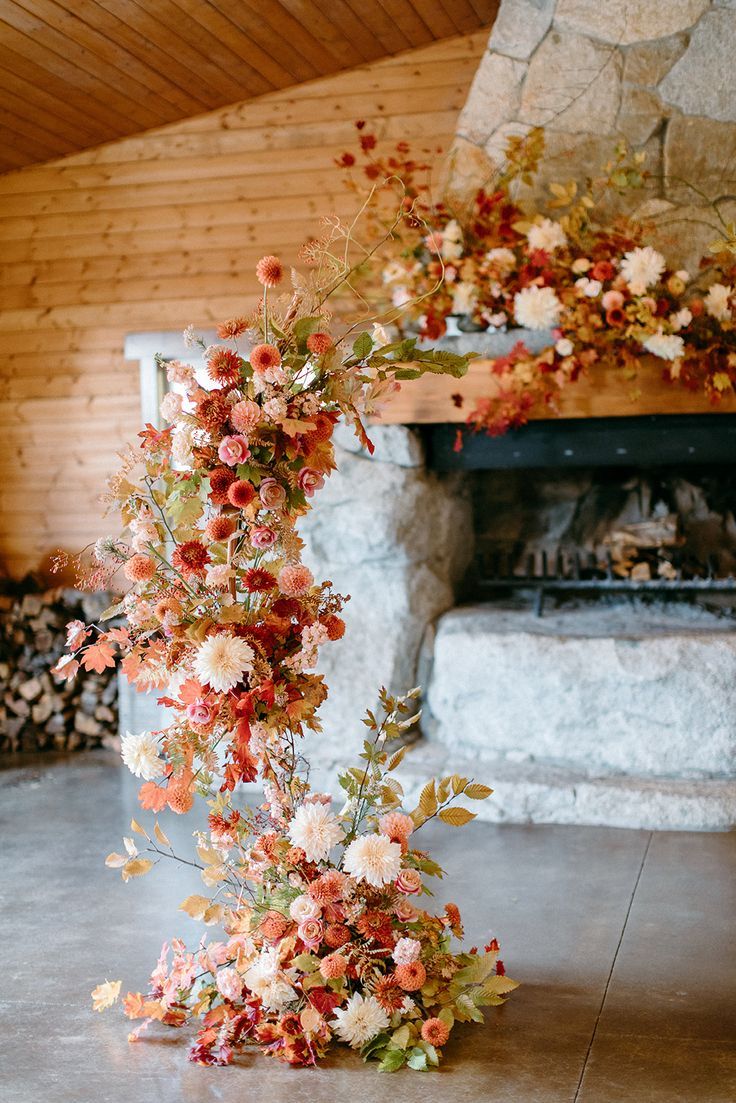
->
0 752 734 1103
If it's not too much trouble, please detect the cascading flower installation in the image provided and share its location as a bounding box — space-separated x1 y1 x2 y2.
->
55 215 516 1071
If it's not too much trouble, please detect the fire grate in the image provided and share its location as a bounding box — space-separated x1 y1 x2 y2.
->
475 544 736 617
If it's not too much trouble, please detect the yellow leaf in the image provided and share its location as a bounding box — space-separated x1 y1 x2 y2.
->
180 894 211 920
121 857 154 882
196 845 221 865
482 975 520 997
438 806 476 827
387 745 408 771
451 775 469 796
105 852 127 868
419 779 437 818
91 979 121 1012
203 903 225 925
153 822 171 848
464 783 494 800
712 372 732 392
130 818 147 837
436 777 451 803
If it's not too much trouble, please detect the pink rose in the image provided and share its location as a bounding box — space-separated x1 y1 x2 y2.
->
601 289 624 311
395 868 422 895
298 917 324 948
186 700 212 726
250 526 277 549
218 434 251 466
259 477 287 511
298 467 325 498
394 899 419 922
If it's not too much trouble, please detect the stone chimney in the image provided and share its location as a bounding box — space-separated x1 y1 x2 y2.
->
451 0 736 266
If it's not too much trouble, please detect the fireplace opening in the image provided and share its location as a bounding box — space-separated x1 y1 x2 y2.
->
460 464 736 616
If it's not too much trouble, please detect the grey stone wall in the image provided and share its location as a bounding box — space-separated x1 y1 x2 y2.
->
453 0 736 267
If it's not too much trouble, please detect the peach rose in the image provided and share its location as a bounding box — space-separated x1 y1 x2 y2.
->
298 467 325 497
395 868 422 895
250 526 277 549
218 435 251 466
259 477 287 511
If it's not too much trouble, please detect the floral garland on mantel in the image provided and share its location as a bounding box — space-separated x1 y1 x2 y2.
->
338 125 736 439
53 209 517 1071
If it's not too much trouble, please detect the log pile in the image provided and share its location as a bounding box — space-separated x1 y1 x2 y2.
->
0 583 118 754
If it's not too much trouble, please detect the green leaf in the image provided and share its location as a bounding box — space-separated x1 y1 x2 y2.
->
293 316 322 344
407 1049 428 1071
352 332 373 359
379 1049 406 1073
100 600 125 622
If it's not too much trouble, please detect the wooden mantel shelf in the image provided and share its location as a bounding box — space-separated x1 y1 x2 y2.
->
376 354 736 425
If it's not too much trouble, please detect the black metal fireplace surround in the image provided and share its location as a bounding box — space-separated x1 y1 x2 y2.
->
424 415 736 615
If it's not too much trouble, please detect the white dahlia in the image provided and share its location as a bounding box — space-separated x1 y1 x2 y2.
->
642 331 685 361
527 217 567 253
287 802 343 863
704 283 732 321
620 246 665 295
485 247 516 272
120 730 165 780
332 993 389 1048
513 285 562 330
243 948 295 1011
194 633 254 693
342 833 402 888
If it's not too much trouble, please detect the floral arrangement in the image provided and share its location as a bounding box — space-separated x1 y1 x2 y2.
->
338 125 736 438
54 212 516 1071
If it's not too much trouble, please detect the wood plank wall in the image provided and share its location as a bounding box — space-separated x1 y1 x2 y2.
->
0 31 487 580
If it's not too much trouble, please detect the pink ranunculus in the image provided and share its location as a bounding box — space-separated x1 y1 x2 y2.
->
395 868 422 895
298 467 325 498
218 434 251 466
259 477 287 511
186 700 212 727
298 917 324 948
601 289 624 311
250 526 277 549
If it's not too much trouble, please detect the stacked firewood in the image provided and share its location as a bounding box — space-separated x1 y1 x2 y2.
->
0 583 118 753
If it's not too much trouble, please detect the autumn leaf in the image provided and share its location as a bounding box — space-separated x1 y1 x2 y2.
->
180 894 211 920
153 821 171 848
91 979 121 1012
81 640 116 674
51 655 79 682
138 782 169 812
438 806 476 827
121 857 154 882
464 783 494 800
105 852 127 868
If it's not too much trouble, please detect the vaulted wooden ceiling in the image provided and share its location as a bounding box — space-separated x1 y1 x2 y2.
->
0 0 498 174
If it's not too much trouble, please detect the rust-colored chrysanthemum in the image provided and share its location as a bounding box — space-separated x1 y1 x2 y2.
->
445 902 462 929
171 540 210 577
205 515 236 542
306 332 333 356
207 466 237 505
308 869 345 904
243 567 277 592
196 391 232 431
123 553 156 582
216 316 249 340
373 973 405 1012
227 479 256 508
421 1017 450 1046
206 347 242 387
320 614 345 641
255 254 284 287
394 960 427 991
250 343 281 374
324 922 351 949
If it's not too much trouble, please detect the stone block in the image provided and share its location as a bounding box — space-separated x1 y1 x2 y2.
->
623 35 688 88
659 9 736 123
519 31 622 134
663 114 736 205
332 422 424 468
488 0 555 59
616 85 665 146
554 0 709 45
456 52 527 145
425 604 736 778
442 137 496 208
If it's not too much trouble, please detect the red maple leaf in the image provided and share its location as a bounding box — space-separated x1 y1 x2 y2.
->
80 640 116 673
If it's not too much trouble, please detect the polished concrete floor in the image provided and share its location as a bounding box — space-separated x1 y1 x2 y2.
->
1 751 734 1102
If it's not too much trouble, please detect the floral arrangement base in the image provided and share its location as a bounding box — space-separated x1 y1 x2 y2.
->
54 225 516 1071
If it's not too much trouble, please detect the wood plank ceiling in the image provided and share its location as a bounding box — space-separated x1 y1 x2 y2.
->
0 0 498 174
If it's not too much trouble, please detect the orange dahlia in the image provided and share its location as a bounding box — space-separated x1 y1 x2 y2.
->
123 553 156 582
196 392 232 431
306 332 333 355
255 254 284 287
216 316 249 339
421 1017 450 1046
207 466 237 505
394 960 426 991
324 923 351 949
205 515 236 542
250 344 281 374
171 540 210 577
227 479 256 508
243 567 277 592
320 614 345 641
206 347 241 387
